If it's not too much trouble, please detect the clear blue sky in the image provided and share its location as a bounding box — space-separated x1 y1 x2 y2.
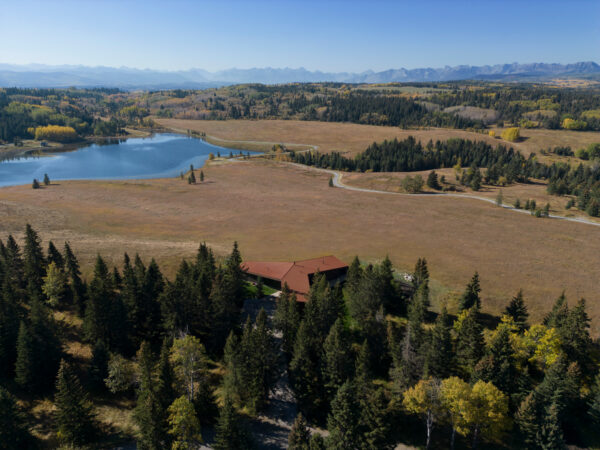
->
1 0 598 72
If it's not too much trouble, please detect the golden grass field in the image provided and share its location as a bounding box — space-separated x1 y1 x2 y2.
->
1 157 600 331
158 118 600 161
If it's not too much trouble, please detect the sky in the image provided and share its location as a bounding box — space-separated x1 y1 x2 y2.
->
1 0 599 72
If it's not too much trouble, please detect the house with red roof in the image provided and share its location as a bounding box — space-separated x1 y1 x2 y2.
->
241 255 348 302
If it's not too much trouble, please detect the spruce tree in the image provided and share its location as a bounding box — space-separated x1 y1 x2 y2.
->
458 272 481 311
88 339 109 392
55 359 96 446
213 397 252 450
14 321 34 391
46 241 64 269
84 255 129 353
344 256 362 296
0 386 34 448
455 307 484 374
359 387 390 450
134 342 164 449
156 339 176 417
29 298 62 392
327 382 361 449
504 290 529 332
290 320 325 420
515 392 539 448
200 170 204 182
289 413 311 450
23 224 46 302
43 173 50 186
0 277 21 378
427 171 441 190
322 318 353 401
537 402 566 449
273 284 300 360
424 307 453 379
64 242 86 315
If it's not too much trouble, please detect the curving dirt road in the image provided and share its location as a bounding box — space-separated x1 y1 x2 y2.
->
289 163 600 229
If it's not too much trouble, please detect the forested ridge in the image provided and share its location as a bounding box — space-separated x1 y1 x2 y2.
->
292 136 600 217
0 226 599 448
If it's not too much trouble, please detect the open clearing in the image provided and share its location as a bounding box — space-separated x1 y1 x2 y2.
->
1 158 600 329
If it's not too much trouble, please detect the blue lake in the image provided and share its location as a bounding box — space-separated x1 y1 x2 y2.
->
0 133 252 187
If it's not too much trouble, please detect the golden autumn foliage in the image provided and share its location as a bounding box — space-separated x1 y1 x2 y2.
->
34 125 78 143
561 117 587 130
500 127 520 142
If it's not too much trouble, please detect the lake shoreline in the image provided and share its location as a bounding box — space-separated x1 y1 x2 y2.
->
0 132 258 188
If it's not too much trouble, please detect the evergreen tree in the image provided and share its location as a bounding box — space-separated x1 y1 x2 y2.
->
424 307 453 379
84 255 129 353
504 290 529 332
16 300 62 393
14 321 34 391
42 261 68 308
515 392 539 448
55 359 96 446
43 173 50 186
23 224 45 302
213 397 253 450
458 272 481 311
88 339 109 392
290 319 325 420
46 241 64 269
562 298 593 377
543 292 569 329
64 242 86 315
322 318 353 401
255 276 264 299
273 284 300 360
289 413 311 450
455 308 484 375
413 257 429 290
345 256 362 296
156 339 176 418
249 308 278 412
358 387 391 450
474 325 515 394
537 402 566 450
0 386 34 448
200 170 204 182
134 342 165 449
0 277 21 379
427 170 441 190
327 382 361 449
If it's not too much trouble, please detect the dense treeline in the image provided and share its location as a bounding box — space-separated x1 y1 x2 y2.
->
306 93 482 128
0 87 151 143
1 226 600 448
428 83 600 130
292 136 600 216
142 81 600 132
0 226 260 448
278 256 600 449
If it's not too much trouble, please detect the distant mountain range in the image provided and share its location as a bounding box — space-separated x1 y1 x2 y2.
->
0 62 599 89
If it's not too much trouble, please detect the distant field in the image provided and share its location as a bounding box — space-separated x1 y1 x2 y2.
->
158 119 600 163
156 118 503 156
1 159 600 330
340 168 596 223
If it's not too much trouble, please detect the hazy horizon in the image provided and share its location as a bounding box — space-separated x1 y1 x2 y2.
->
1 0 598 73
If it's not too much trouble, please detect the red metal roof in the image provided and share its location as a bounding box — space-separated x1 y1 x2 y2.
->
242 255 348 301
